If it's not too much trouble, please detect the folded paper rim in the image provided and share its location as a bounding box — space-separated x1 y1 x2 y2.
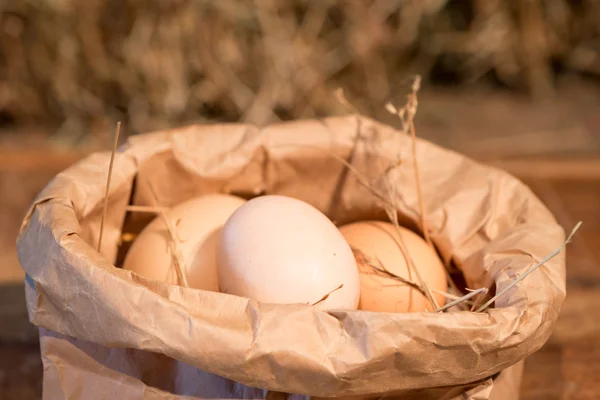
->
16 115 566 397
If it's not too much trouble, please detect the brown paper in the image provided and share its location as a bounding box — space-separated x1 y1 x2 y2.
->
17 115 565 399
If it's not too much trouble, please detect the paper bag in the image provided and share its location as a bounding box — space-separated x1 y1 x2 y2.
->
17 115 565 399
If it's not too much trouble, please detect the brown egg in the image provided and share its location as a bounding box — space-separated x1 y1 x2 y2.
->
338 221 447 313
122 194 247 291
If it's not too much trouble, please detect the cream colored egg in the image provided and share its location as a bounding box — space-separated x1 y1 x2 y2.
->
217 195 360 310
338 221 447 313
122 193 247 291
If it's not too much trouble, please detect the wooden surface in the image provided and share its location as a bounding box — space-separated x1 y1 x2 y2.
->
0 147 85 343
1 85 600 399
519 178 600 400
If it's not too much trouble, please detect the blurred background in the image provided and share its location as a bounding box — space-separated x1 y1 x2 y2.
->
1 1 599 399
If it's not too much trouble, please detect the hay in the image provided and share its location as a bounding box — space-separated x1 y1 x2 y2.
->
1 0 599 142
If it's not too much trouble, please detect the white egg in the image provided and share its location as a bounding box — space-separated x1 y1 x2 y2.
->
122 193 247 291
217 195 360 310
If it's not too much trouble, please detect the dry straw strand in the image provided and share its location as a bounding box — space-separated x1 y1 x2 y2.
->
431 288 474 306
319 147 392 206
334 80 441 311
385 75 432 247
268 141 392 206
476 221 582 312
144 182 190 288
469 289 487 312
334 88 361 115
97 122 121 253
386 87 462 298
382 76 441 310
384 204 440 311
311 284 344 306
436 287 489 313
353 248 427 297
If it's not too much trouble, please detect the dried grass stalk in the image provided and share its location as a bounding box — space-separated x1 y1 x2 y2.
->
352 248 427 298
436 288 488 313
143 182 189 288
476 221 581 312
311 284 344 306
6 1 599 140
334 77 441 311
97 122 121 252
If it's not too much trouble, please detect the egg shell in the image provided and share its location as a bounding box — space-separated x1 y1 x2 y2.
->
217 195 360 310
122 193 247 291
338 221 447 313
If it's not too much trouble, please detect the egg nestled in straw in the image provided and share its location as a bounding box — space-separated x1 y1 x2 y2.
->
338 221 447 313
217 195 360 310
122 193 247 291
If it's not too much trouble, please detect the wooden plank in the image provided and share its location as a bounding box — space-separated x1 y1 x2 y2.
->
519 178 600 399
0 148 86 172
0 283 38 342
0 342 43 399
411 84 600 161
489 157 600 181
520 341 600 400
